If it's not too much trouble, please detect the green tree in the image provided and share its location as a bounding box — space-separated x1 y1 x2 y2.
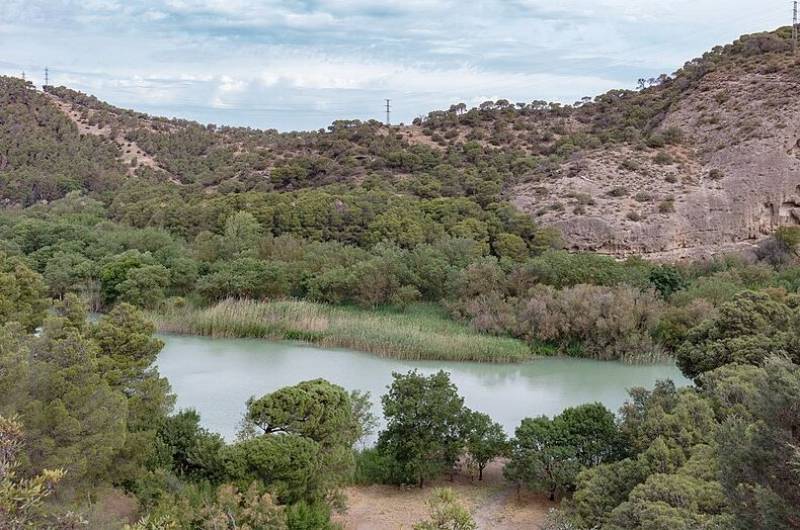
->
117 264 170 308
43 251 95 298
461 410 508 480
222 211 263 258
0 252 47 331
505 404 623 501
99 249 155 306
368 206 426 248
221 435 321 504
716 356 800 530
0 414 68 529
504 416 582 501
238 380 357 506
676 291 800 379
21 316 129 487
648 264 686 298
377 370 466 487
93 303 165 386
492 232 528 262
605 445 731 530
242 379 356 448
156 409 225 481
349 390 378 447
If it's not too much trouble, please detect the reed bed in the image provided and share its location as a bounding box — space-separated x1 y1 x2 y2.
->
151 299 532 363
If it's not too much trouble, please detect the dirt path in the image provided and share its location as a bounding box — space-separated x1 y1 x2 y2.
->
335 461 554 530
473 486 513 529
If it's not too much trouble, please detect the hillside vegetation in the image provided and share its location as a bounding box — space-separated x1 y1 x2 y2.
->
6 30 800 361
5 29 800 257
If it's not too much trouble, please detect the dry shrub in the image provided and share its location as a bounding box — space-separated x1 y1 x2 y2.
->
515 284 664 360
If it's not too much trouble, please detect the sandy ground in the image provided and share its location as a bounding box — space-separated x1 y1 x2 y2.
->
334 461 554 530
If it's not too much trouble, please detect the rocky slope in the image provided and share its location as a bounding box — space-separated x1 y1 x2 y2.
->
403 28 800 258
512 65 800 259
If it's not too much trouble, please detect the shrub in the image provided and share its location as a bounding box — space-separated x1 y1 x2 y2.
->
661 127 684 145
353 448 394 485
515 284 664 360
645 134 666 148
619 159 640 171
653 151 673 165
492 232 529 262
708 168 724 180
626 211 642 222
607 186 628 197
658 199 675 213
286 501 335 530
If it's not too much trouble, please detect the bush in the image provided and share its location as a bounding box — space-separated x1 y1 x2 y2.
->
658 199 675 213
626 211 642 222
515 284 664 360
645 134 665 148
286 501 334 530
607 186 629 197
653 151 673 165
353 448 394 485
619 159 640 171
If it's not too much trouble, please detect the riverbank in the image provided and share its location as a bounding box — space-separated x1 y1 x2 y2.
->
151 299 532 362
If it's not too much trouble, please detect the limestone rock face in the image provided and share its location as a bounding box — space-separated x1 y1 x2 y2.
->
512 68 800 259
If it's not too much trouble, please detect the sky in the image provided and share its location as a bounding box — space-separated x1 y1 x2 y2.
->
0 1 791 131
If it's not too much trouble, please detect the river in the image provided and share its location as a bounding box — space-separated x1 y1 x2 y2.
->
155 334 691 442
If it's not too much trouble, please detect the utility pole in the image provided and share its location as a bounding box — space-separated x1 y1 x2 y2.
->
44 67 49 87
385 99 391 126
21 71 25 81
794 1 798 52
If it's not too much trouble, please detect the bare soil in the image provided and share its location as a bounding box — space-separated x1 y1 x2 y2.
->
334 461 554 530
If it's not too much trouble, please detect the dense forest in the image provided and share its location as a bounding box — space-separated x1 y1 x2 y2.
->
0 28 799 530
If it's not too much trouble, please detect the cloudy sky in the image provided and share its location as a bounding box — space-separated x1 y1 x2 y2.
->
0 1 790 131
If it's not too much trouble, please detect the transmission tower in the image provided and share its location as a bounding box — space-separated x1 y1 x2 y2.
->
44 67 49 87
794 1 798 52
385 99 391 126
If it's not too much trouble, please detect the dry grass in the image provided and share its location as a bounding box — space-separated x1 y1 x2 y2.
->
335 461 554 530
151 299 532 363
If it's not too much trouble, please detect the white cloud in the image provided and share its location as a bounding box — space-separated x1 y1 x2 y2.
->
0 0 789 130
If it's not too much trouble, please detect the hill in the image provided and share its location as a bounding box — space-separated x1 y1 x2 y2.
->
2 28 800 258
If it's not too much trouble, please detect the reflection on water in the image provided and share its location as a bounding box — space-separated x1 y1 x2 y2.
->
155 334 691 442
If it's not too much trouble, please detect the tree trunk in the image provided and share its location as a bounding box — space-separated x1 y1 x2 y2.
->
479 465 484 481
418 476 424 489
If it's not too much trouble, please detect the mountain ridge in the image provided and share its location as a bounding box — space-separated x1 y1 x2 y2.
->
2 27 800 259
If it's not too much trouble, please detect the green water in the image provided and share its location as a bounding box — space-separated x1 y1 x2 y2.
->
155 334 691 441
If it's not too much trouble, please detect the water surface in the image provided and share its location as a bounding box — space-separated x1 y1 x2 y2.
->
155 334 690 442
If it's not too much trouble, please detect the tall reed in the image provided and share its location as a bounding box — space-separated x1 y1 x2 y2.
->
151 299 532 363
